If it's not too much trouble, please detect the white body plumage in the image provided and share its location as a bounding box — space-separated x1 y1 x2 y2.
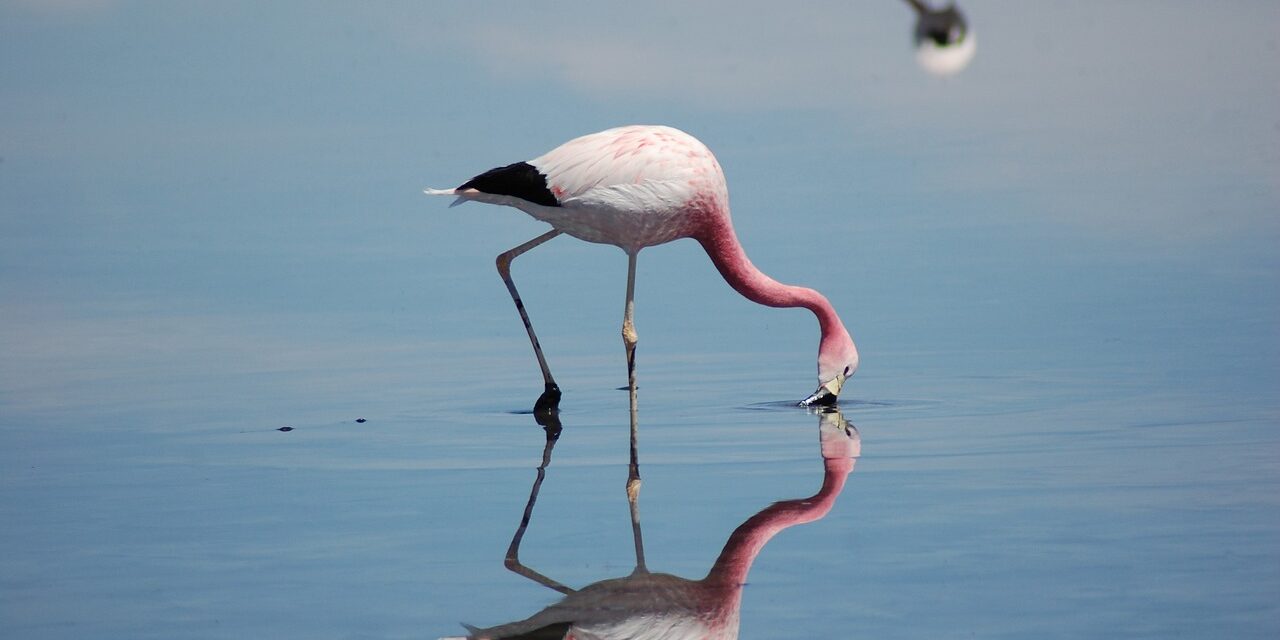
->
430 125 728 251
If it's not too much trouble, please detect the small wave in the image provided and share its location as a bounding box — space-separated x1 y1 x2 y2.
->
741 398 934 412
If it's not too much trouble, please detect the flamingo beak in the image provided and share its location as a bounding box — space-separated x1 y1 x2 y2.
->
800 374 845 407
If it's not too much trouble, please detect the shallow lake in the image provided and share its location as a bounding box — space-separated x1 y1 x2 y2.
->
2 2 1277 638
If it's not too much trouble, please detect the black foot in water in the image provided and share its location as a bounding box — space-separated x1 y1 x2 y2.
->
533 382 561 414
535 408 563 434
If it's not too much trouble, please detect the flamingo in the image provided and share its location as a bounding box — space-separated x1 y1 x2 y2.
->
425 125 858 409
439 408 860 639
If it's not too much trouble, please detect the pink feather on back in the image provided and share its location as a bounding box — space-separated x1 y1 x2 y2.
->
531 125 721 204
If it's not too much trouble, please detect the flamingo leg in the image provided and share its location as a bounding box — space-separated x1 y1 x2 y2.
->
503 413 575 595
622 251 639 392
496 229 563 412
621 250 647 573
626 453 647 574
626 390 647 574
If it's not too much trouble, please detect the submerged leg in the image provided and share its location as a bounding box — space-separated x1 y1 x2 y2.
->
626 383 646 574
627 431 646 573
621 251 647 573
496 229 563 412
504 413 574 595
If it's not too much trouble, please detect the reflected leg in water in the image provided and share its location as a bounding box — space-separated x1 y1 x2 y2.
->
626 437 646 575
495 229 564 414
502 410 574 595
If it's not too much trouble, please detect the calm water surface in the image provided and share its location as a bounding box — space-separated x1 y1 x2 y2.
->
2 2 1278 639
4 341 1275 638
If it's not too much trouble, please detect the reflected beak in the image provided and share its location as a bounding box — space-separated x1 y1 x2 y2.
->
800 374 845 407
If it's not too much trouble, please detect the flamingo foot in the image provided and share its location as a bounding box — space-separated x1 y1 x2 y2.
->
534 382 561 414
534 408 562 434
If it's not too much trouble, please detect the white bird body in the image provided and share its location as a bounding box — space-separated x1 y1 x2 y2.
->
432 125 727 250
455 572 732 640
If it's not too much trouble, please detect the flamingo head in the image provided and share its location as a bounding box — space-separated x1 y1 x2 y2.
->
802 333 859 407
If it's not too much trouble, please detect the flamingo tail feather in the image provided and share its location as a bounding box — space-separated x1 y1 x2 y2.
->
423 187 469 208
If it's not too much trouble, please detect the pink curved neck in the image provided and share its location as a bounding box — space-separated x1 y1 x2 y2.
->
696 213 848 345
703 457 853 588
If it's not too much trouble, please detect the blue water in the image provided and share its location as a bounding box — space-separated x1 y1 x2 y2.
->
2 2 1278 638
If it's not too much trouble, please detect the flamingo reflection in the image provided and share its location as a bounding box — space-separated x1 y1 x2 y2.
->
442 408 860 640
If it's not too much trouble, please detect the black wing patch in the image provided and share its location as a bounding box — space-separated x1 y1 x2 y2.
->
458 161 560 207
